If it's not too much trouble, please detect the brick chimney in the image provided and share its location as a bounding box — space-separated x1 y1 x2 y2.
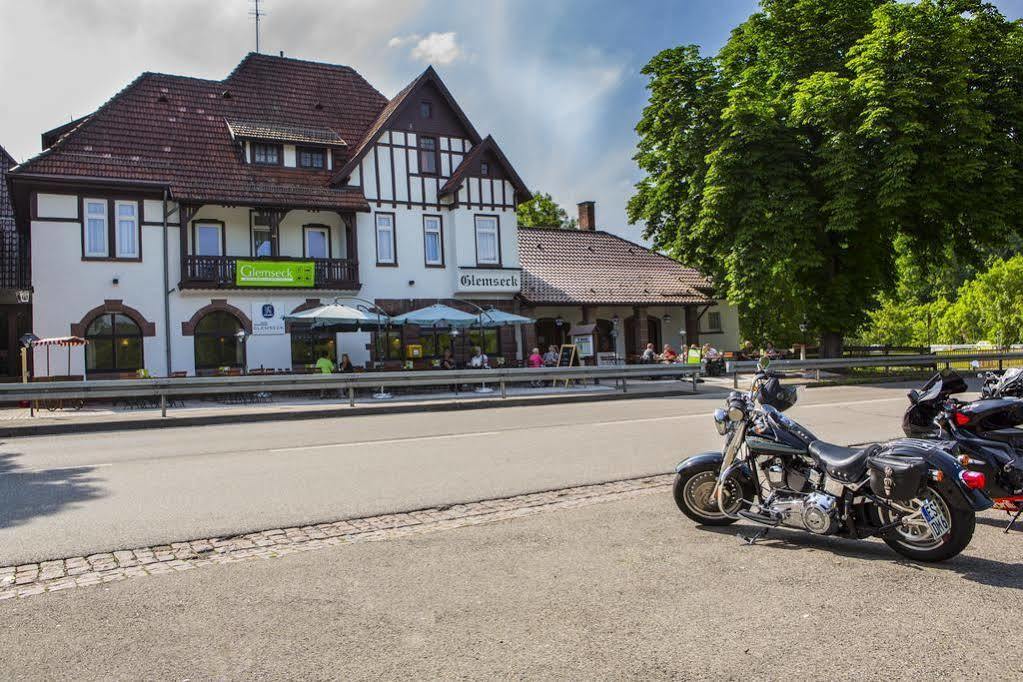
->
577 201 596 231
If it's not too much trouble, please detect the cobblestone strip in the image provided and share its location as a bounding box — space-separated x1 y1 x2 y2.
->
0 474 673 600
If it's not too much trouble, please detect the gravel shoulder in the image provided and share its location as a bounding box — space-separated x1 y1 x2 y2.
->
2 489 1020 679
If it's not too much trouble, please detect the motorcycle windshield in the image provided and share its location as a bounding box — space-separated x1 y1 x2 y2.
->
917 371 967 403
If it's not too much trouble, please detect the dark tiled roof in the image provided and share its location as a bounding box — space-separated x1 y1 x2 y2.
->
11 53 389 210
225 119 346 146
518 228 714 306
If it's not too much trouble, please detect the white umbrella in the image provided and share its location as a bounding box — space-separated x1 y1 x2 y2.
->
389 303 478 328
283 303 390 330
474 309 535 327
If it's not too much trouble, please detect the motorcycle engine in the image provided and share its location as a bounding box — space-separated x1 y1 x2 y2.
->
769 492 840 535
800 493 840 534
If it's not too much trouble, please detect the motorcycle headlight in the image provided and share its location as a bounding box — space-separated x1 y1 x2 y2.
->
727 404 746 422
713 408 728 435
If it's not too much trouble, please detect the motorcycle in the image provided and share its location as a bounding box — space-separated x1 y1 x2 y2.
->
673 361 991 562
904 370 1023 531
978 366 1023 399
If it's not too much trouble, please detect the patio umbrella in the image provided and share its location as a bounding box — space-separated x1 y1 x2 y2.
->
283 303 391 331
389 303 479 328
474 309 536 327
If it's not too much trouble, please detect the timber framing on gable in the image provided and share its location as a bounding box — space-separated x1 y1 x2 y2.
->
330 66 484 186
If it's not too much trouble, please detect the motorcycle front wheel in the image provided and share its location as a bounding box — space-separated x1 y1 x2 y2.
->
672 463 744 526
879 486 975 562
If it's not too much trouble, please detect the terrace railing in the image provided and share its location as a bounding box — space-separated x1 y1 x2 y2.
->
181 255 359 290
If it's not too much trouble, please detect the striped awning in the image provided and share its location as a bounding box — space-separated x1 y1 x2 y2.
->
31 336 88 347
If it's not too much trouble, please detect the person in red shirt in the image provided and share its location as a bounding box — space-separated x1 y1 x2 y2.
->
660 344 678 363
528 347 544 368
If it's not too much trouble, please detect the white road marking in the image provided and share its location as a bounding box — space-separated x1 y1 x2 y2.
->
270 431 505 453
26 463 113 473
270 395 909 452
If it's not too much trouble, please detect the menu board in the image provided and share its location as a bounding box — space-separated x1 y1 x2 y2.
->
557 344 578 368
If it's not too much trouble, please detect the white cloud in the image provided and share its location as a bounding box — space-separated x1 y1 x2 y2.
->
389 31 464 65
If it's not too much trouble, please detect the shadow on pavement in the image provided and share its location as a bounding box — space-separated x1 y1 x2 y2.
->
0 451 104 530
696 522 1023 590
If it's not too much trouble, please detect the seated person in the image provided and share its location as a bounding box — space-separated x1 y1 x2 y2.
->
314 353 335 374
338 353 355 373
441 349 456 370
528 347 544 368
641 343 658 364
469 346 490 369
542 345 559 367
660 344 678 363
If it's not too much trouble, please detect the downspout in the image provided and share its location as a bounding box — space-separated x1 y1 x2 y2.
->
162 189 172 375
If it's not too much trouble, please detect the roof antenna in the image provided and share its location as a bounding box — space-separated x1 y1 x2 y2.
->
249 0 266 53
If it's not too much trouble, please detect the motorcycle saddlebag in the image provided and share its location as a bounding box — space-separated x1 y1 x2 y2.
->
867 453 928 501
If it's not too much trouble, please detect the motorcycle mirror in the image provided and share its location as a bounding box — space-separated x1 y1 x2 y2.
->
758 357 771 370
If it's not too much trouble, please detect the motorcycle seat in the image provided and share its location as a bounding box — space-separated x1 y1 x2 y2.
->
808 441 873 482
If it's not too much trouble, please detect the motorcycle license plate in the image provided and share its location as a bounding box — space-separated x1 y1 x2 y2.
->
920 499 950 539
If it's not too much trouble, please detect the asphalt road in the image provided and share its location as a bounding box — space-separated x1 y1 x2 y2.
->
2 491 1019 679
0 382 920 565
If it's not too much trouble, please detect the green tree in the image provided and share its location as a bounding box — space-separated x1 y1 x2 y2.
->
939 255 1023 345
628 0 1023 355
516 192 577 229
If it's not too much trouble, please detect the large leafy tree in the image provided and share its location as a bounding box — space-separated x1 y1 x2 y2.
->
517 192 577 229
628 0 1023 355
940 255 1023 344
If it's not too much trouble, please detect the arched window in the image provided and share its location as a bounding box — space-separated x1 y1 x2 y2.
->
85 313 143 374
194 311 246 370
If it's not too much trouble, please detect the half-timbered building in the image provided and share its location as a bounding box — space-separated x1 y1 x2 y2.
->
8 53 530 376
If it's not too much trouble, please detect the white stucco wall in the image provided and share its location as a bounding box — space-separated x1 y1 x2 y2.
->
30 194 521 377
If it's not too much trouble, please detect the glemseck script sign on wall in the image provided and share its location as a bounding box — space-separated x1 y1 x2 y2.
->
236 260 315 288
456 268 521 293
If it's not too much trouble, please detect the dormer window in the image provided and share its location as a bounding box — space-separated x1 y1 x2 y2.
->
420 101 432 119
252 143 281 165
298 147 325 169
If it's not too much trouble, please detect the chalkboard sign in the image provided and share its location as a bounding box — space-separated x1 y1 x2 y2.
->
557 344 578 368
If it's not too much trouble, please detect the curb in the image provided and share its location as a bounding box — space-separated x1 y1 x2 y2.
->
0 385 711 438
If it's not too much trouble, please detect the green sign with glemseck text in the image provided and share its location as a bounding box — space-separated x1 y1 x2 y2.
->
235 260 316 288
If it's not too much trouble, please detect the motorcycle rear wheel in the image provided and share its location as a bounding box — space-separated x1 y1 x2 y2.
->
879 486 975 562
673 465 743 526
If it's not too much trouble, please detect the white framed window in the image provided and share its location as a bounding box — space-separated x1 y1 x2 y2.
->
375 213 396 265
423 215 443 266
304 225 330 259
84 199 109 257
114 200 139 258
194 222 223 257
474 215 500 265
252 226 272 257
706 311 722 332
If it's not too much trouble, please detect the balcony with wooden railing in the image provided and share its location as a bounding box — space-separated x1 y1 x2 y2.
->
180 255 359 290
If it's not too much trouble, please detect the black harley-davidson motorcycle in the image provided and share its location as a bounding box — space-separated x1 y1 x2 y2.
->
673 362 991 562
904 370 1023 530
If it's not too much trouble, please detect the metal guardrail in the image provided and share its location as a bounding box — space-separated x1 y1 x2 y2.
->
726 351 1023 387
0 364 704 417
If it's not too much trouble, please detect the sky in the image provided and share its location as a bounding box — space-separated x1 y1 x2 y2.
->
2 0 1023 244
